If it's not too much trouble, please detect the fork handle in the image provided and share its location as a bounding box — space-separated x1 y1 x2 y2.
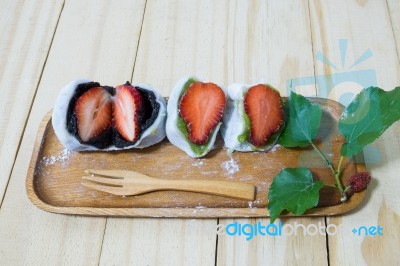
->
157 179 255 201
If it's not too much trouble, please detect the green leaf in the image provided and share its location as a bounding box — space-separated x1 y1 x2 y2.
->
339 86 400 157
268 168 324 223
278 92 322 147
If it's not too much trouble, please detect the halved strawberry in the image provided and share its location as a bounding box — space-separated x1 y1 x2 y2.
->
113 83 143 143
179 82 226 145
75 87 112 142
244 84 284 146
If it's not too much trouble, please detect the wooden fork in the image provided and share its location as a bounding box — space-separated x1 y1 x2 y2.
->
81 169 255 200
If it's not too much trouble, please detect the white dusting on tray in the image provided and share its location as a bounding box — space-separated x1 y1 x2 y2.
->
221 157 239 175
42 148 72 166
192 160 204 167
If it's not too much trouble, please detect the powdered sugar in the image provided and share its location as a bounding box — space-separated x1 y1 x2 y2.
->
192 160 204 167
221 157 239 175
42 148 72 166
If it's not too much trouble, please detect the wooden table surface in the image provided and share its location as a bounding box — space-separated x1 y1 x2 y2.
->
0 0 399 265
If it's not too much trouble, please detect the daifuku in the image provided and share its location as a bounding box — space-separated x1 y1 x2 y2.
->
166 76 226 158
52 79 167 151
221 83 284 152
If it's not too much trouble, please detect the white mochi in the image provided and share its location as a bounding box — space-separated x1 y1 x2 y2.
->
221 83 283 152
52 79 167 151
166 76 225 158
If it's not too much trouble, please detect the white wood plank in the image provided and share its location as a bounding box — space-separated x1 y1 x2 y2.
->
216 1 328 265
100 1 232 265
309 0 400 264
0 0 145 264
131 0 231 92
100 219 217 266
0 0 64 204
100 0 327 265
217 217 330 265
388 0 400 62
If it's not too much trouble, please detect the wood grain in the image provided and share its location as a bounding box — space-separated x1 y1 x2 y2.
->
99 218 218 266
0 0 398 265
0 0 64 205
309 0 400 264
388 0 400 63
99 1 229 264
0 0 146 265
215 1 330 265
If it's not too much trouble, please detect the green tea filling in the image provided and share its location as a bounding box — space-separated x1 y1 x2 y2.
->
237 103 251 143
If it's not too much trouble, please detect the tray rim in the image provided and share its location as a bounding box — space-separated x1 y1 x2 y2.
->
26 98 366 218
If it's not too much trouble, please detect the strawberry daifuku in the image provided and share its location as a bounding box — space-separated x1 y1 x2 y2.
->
52 79 166 151
166 76 226 158
221 83 284 152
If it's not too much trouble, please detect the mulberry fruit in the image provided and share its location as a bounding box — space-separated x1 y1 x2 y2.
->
349 172 371 192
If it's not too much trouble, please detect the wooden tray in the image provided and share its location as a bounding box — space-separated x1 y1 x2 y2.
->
26 98 366 218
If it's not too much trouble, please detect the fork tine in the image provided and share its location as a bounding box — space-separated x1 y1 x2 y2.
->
82 175 124 186
84 169 125 178
81 180 128 196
